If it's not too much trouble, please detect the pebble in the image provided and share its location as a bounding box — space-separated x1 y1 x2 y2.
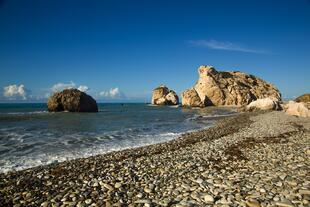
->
114 182 122 188
246 199 261 207
203 194 214 203
299 189 310 195
275 199 294 207
85 199 92 204
275 181 283 187
102 183 114 191
144 188 152 193
40 202 49 207
196 178 203 184
136 193 143 198
279 174 286 180
134 199 151 204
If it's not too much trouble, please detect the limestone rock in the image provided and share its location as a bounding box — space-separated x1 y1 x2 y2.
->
151 85 179 105
283 101 310 118
183 65 281 107
295 93 310 103
47 89 98 112
181 88 204 107
165 91 179 105
246 98 281 111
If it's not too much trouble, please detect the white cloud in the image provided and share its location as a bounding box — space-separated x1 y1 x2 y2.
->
3 84 27 100
51 81 76 92
189 39 269 54
100 87 125 99
51 82 89 93
78 85 89 92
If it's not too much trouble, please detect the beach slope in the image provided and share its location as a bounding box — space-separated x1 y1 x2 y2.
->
0 111 309 206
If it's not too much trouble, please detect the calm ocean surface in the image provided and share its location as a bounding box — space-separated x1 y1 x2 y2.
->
0 103 236 173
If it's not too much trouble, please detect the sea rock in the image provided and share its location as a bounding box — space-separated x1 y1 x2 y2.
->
181 88 204 107
151 85 179 105
283 101 310 118
165 91 179 105
245 98 281 111
183 65 281 107
47 89 98 112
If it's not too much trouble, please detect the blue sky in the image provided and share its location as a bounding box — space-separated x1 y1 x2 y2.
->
0 0 309 102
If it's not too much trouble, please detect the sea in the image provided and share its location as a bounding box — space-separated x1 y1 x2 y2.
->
0 103 237 173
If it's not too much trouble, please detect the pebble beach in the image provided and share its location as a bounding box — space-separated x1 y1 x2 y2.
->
0 111 309 207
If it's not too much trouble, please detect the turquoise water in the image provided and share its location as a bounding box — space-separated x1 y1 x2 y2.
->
0 103 236 173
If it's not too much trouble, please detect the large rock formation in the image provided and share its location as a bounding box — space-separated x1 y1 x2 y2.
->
151 85 179 105
182 65 281 107
47 89 98 112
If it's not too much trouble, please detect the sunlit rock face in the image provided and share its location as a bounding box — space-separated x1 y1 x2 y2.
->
151 85 179 105
284 101 310 118
182 65 281 107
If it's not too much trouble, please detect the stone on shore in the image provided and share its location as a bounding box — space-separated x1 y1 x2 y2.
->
182 65 281 107
283 101 310 117
47 89 98 112
295 93 310 103
151 85 179 105
245 97 281 111
295 93 310 109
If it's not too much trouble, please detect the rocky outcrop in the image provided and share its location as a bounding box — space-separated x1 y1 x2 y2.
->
295 94 310 103
182 65 281 107
47 89 98 112
283 101 310 118
181 88 204 107
245 98 281 111
151 85 179 105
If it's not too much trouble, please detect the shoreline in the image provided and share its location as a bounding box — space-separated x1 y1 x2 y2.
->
0 111 243 175
0 106 238 174
1 111 309 206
